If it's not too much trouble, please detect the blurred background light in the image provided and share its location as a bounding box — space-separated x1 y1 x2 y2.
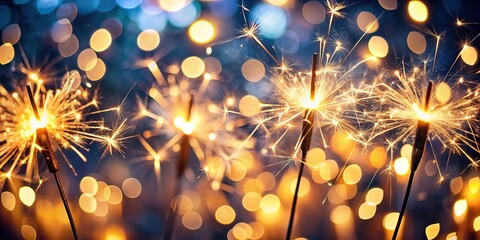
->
2 24 21 45
159 0 188 12
137 11 168 31
118 0 142 9
36 0 60 15
408 1 428 22
188 20 216 44
251 3 287 39
168 2 198 28
0 0 479 239
0 43 15 65
379 0 397 10
137 29 160 51
97 0 117 12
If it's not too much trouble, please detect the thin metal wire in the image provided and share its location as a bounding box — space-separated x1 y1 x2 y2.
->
54 171 79 240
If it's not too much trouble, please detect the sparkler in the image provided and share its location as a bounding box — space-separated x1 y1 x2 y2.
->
209 3 379 238
134 60 257 238
134 60 255 185
286 53 318 240
0 67 128 239
366 56 479 239
263 54 375 156
0 70 127 184
3 0 478 238
370 65 480 173
214 1 377 164
163 94 193 240
391 81 433 240
368 65 480 238
26 84 79 240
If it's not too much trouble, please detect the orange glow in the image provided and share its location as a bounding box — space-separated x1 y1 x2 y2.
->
425 223 440 239
188 20 216 44
260 194 280 214
453 199 467 217
383 212 399 230
408 1 428 22
215 205 236 225
19 186 35 207
104 225 126 240
173 116 194 135
394 157 410 175
413 103 432 122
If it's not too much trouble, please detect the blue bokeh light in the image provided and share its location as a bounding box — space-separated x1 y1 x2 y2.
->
0 0 479 239
168 2 199 28
118 0 142 10
97 0 117 12
141 1 163 15
251 3 287 39
36 0 60 15
136 11 168 31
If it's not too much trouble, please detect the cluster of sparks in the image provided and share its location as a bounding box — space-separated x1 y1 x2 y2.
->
214 4 479 237
133 60 255 186
213 1 480 181
0 0 479 239
370 64 480 176
262 48 376 155
215 1 379 174
0 66 128 187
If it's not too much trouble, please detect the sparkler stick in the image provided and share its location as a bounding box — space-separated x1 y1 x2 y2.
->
392 81 434 240
163 94 194 240
26 85 79 240
286 53 318 240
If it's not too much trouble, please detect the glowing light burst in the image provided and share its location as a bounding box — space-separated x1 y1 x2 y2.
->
134 60 254 185
212 2 378 171
370 65 480 176
0 69 127 186
263 54 377 153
